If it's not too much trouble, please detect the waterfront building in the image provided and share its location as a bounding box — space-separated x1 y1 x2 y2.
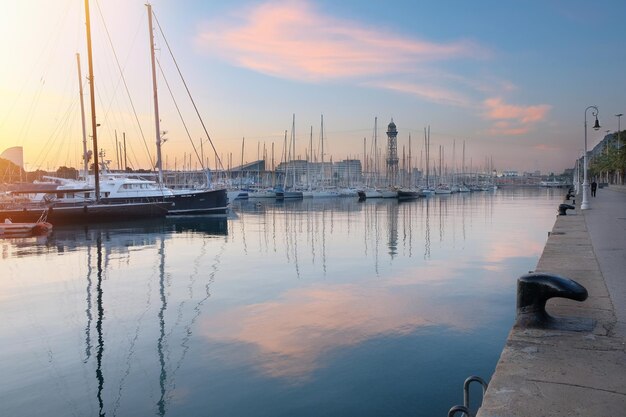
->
1 147 24 169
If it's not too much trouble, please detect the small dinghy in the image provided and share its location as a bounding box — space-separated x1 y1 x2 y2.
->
0 211 53 237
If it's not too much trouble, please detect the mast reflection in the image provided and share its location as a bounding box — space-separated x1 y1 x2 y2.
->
424 197 431 259
95 234 105 417
157 236 167 416
67 219 228 416
387 201 398 258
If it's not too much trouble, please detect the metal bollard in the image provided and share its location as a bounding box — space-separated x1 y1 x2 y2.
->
558 203 575 215
515 273 589 330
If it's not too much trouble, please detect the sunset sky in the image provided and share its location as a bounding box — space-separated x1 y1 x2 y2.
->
1 0 624 174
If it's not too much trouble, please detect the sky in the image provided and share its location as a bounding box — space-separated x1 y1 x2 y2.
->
0 0 625 174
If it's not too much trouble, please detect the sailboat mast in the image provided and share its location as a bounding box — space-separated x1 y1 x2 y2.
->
408 133 412 188
462 140 466 182
374 117 378 185
84 0 100 201
240 137 245 189
363 137 366 174
146 3 164 184
76 53 89 183
308 126 312 189
282 130 288 188
424 128 427 188
292 114 296 187
320 114 324 187
452 139 456 186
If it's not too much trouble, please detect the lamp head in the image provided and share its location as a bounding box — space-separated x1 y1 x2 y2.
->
593 116 601 131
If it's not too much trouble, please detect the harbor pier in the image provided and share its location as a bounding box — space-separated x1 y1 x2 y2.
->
477 186 626 416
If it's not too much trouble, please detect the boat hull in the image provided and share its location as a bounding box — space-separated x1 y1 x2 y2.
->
168 189 228 215
397 189 422 200
101 189 228 216
248 190 277 198
0 202 171 225
275 191 303 199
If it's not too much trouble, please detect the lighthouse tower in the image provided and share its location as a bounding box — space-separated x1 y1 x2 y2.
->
386 119 398 184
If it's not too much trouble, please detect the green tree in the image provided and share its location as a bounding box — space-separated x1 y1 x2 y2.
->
589 131 625 182
26 170 48 182
56 166 79 179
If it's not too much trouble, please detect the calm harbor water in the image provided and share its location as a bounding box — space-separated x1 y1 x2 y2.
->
1 188 564 417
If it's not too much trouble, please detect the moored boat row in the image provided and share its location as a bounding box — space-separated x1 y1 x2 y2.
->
2 179 227 225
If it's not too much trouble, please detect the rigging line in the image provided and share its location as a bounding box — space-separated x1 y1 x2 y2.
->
16 77 46 144
155 58 204 171
93 0 154 169
0 0 75 132
166 236 227 394
111 246 157 417
152 11 225 171
32 99 78 170
51 92 81 168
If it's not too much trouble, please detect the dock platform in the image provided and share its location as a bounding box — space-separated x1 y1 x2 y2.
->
477 186 626 416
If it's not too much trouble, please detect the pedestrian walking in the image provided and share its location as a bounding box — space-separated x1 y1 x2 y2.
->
591 181 597 197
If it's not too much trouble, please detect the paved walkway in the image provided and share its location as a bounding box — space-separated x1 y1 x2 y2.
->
586 185 626 337
477 186 626 417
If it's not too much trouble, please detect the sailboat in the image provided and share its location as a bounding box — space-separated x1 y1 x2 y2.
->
457 140 470 192
305 115 340 198
396 133 422 200
276 114 303 199
359 117 385 199
421 126 435 196
434 144 453 194
0 1 173 225
42 3 228 216
119 3 228 215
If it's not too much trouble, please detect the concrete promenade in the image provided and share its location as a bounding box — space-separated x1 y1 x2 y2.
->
477 186 626 417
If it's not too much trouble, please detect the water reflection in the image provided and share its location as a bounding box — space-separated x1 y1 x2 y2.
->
0 188 567 417
95 235 105 417
200 275 487 380
230 196 475 276
31 218 228 416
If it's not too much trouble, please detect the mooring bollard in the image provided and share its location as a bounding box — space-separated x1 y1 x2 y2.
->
558 203 575 215
515 273 588 329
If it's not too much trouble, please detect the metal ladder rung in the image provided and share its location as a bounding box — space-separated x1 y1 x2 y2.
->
447 375 489 417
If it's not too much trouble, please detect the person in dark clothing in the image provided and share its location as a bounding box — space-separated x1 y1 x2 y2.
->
591 181 597 197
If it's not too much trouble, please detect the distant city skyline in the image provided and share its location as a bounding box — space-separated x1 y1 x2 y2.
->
1 0 624 174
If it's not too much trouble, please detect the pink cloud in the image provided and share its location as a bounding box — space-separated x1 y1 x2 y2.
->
196 1 487 82
533 143 560 151
369 81 472 107
483 97 551 136
200 279 481 379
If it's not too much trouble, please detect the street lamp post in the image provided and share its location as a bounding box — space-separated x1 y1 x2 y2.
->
575 150 584 195
617 113 623 185
582 105 600 210
574 154 580 194
606 130 611 184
